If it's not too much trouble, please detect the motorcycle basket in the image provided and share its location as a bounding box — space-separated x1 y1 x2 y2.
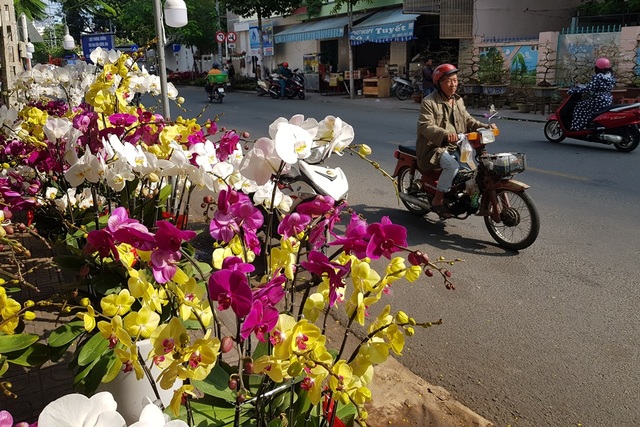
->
481 153 526 176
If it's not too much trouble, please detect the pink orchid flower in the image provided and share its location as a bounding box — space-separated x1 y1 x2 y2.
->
365 216 407 260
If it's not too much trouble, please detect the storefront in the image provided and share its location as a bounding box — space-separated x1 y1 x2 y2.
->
349 8 419 76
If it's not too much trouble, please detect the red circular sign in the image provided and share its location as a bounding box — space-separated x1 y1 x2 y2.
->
215 31 226 43
227 32 237 43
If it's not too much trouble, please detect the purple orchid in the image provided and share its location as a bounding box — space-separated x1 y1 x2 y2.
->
365 216 407 260
222 256 256 274
300 251 351 307
208 269 253 317
217 131 240 162
296 195 335 217
86 229 119 260
330 213 369 258
278 212 311 238
148 221 196 283
108 207 156 251
240 299 279 342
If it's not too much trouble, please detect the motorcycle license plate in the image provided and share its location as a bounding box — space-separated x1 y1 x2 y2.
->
217 88 225 93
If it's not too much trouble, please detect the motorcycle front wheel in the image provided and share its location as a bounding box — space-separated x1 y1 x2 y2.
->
544 120 565 143
396 166 429 215
482 189 540 251
396 87 411 101
298 90 306 100
270 91 280 99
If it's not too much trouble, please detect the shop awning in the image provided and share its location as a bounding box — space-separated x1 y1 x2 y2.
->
349 8 419 45
274 16 352 44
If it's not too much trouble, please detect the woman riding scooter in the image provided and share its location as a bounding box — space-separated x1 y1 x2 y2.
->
569 57 616 131
415 63 495 218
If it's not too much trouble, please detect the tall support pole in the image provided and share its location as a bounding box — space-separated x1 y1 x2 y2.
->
20 14 31 70
0 0 21 106
216 0 223 66
153 0 171 119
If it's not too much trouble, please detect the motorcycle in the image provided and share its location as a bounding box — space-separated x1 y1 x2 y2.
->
391 76 420 101
392 113 540 250
270 69 306 100
205 74 229 103
257 74 278 97
543 92 640 152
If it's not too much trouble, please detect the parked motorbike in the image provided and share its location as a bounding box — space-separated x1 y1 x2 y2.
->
391 76 420 101
393 113 540 250
269 69 306 100
544 92 640 152
256 74 278 96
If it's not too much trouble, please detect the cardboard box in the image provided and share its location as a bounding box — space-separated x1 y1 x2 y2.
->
376 66 389 77
344 70 361 80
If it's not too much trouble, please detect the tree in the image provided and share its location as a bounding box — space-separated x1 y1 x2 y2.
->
578 0 640 15
14 0 47 21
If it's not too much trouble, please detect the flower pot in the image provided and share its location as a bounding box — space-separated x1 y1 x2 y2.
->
516 103 533 113
481 84 508 96
460 84 482 94
96 339 181 424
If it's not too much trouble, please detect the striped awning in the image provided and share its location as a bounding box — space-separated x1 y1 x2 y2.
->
349 8 419 45
274 16 352 44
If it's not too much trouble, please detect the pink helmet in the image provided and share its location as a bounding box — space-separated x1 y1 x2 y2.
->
595 57 611 70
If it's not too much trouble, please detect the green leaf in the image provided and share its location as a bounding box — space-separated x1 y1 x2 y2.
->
178 396 247 426
252 339 270 360
268 419 284 427
77 332 109 366
194 363 235 402
81 352 115 395
48 321 84 347
4 343 51 367
0 333 39 353
53 254 86 270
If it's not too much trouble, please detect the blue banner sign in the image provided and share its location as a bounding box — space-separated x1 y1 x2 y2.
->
81 33 115 61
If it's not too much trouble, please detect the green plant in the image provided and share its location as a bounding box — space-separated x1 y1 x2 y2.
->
478 47 507 85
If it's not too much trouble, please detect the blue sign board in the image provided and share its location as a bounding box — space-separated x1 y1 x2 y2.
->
172 44 181 52
81 33 115 61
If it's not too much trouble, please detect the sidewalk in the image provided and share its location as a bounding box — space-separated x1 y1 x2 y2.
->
301 91 548 123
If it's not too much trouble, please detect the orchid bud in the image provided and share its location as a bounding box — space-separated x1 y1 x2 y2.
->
23 311 36 321
395 311 409 324
148 173 160 183
220 336 234 353
358 144 372 156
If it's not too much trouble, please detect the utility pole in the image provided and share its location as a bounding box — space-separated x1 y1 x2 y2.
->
0 0 21 106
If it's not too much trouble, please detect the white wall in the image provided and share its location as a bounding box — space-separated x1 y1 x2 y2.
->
474 0 582 38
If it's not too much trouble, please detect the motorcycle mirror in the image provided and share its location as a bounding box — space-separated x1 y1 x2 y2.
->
305 146 328 164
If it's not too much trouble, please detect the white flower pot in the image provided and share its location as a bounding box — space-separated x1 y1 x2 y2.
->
97 339 181 424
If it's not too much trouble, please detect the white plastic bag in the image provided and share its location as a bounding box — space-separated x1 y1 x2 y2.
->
460 136 473 163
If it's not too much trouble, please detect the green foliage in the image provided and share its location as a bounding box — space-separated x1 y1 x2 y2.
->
578 0 640 15
479 48 507 85
14 0 47 21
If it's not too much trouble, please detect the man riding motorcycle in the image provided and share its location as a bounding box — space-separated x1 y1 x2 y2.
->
415 63 495 218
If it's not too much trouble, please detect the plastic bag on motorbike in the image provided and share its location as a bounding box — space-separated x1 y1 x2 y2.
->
459 136 473 163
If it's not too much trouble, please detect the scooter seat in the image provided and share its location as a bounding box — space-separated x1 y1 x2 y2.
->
398 145 416 156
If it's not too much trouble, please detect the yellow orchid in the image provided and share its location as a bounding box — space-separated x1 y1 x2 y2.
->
123 307 160 338
114 327 144 380
0 287 21 334
254 355 288 383
270 237 299 279
116 243 137 268
97 315 125 347
78 305 97 332
302 293 325 323
100 289 135 317
351 259 381 293
170 384 198 417
383 257 407 284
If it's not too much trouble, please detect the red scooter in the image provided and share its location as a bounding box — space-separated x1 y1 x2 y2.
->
393 117 540 251
543 92 640 152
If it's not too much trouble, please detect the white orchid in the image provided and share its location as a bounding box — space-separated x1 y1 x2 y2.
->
191 140 219 172
37 391 126 427
317 115 355 156
239 137 286 185
64 149 104 187
253 180 293 212
274 122 315 164
105 158 136 192
128 401 188 427
43 117 72 143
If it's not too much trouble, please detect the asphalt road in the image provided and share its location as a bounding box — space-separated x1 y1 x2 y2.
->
160 86 640 427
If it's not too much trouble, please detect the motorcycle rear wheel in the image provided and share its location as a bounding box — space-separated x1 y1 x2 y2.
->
483 189 540 251
270 91 280 99
544 120 565 143
613 127 639 152
298 91 306 100
396 87 411 101
396 166 429 215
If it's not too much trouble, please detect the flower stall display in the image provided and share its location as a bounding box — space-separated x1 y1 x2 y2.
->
0 48 458 426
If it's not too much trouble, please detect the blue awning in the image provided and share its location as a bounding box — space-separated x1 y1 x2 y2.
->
274 16 352 44
349 9 419 45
